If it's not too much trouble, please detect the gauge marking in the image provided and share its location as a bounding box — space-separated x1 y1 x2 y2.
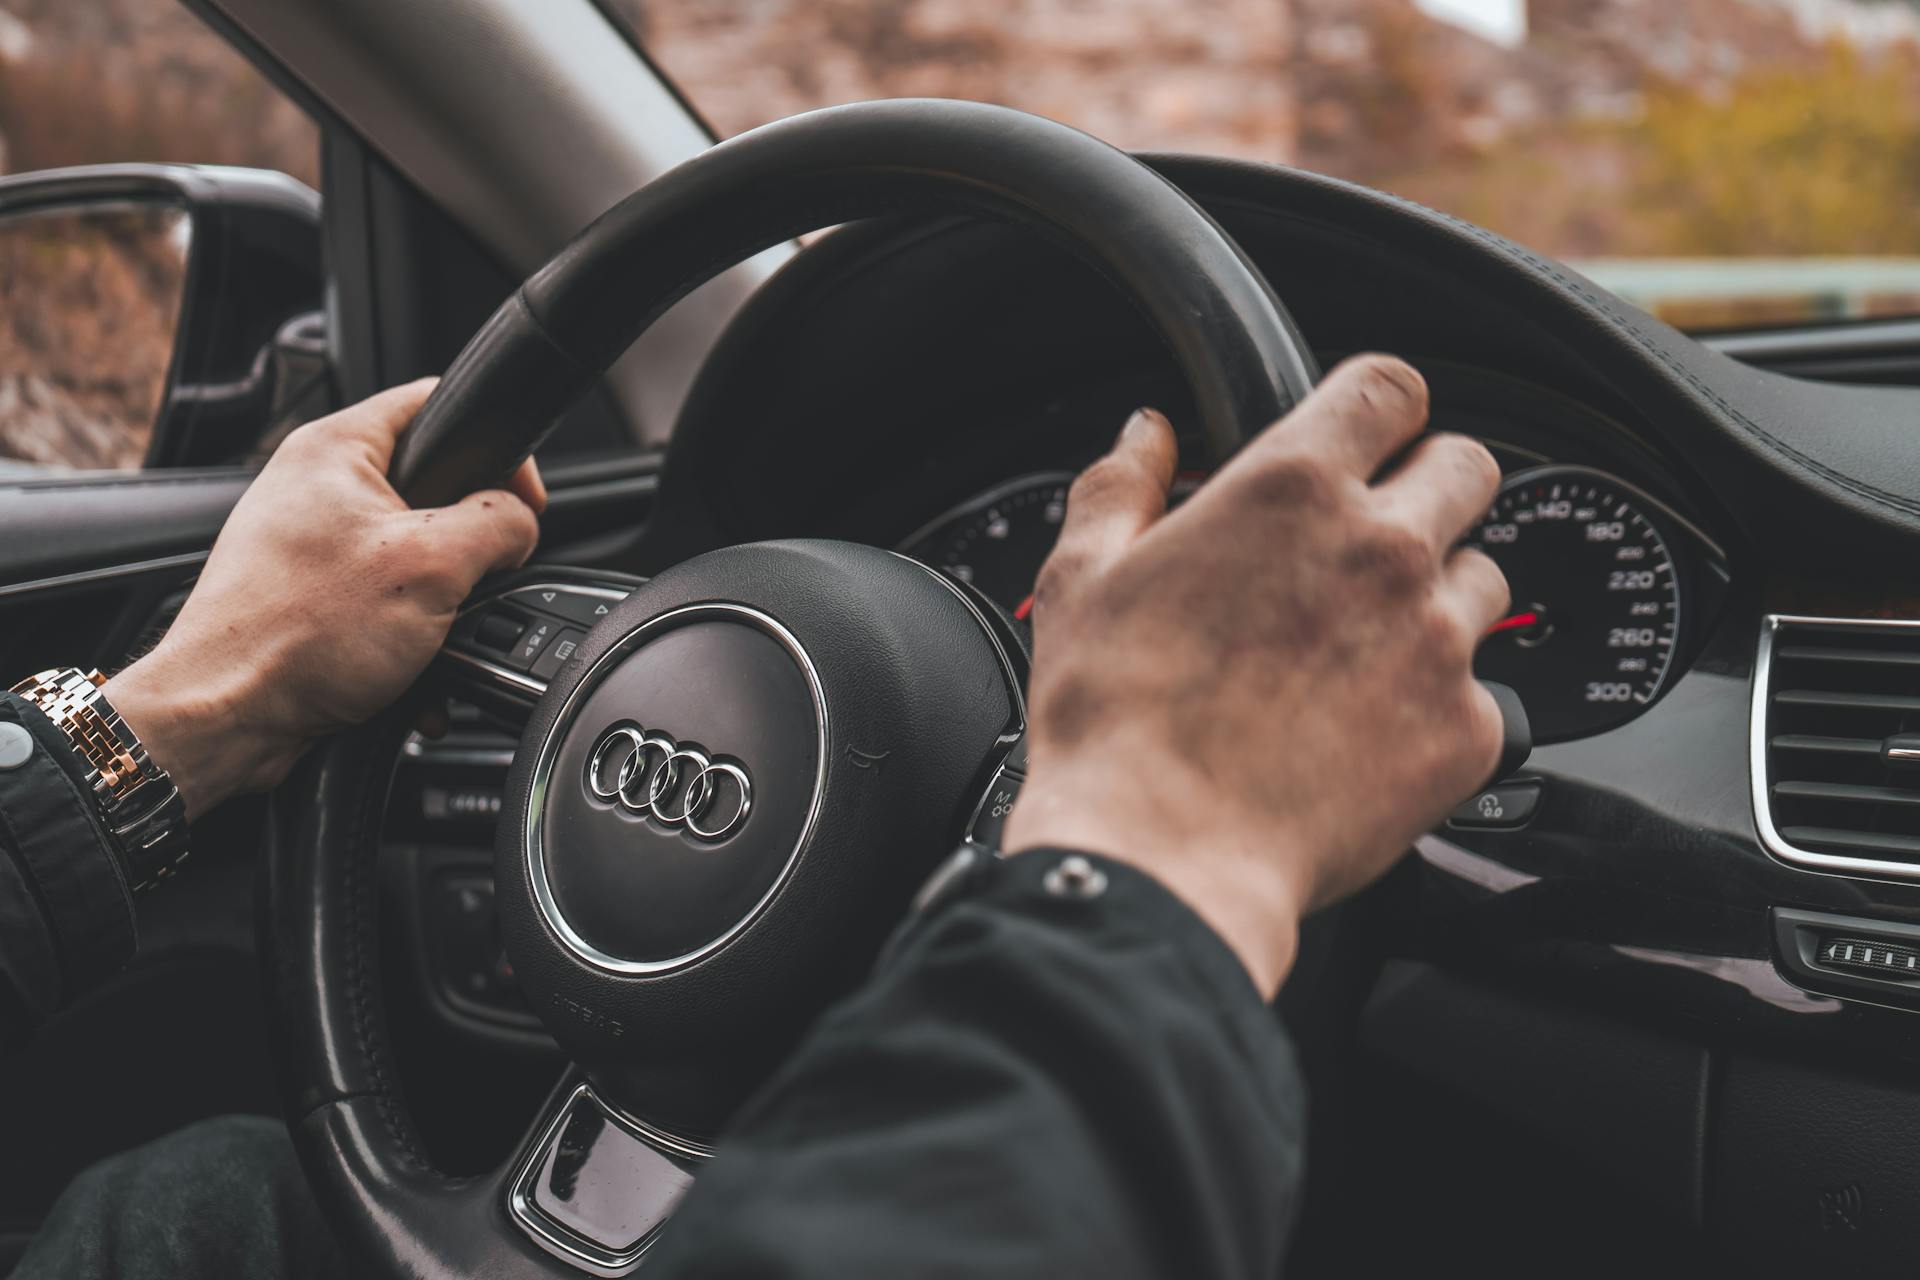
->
898 471 1077 614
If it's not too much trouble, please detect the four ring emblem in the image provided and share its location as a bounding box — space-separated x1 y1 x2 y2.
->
585 726 753 841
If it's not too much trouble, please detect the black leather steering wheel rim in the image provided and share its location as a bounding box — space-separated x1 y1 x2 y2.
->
388 97 1317 507
267 99 1321 1278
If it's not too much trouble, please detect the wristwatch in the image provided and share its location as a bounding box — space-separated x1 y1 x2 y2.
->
10 667 190 893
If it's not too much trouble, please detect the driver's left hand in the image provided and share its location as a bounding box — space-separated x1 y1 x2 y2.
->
105 378 545 818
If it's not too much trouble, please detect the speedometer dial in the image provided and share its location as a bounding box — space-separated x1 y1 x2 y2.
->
901 472 1074 615
1467 465 1685 743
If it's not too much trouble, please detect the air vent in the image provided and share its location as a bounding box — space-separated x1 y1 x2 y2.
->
1755 615 1920 877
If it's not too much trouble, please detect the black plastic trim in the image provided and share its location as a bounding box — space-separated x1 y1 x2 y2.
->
1773 907 1920 1010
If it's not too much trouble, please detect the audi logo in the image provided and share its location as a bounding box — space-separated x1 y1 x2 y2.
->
585 726 753 842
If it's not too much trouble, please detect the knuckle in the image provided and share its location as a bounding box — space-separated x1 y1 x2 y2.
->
377 521 456 586
1344 518 1436 590
1426 432 1500 498
274 420 330 462
1425 606 1476 665
1462 547 1512 610
1033 548 1089 608
1068 455 1137 509
1340 353 1428 417
1456 435 1502 494
1243 450 1340 511
1463 683 1506 772
497 496 540 550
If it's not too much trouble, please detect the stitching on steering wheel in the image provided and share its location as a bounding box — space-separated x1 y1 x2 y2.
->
340 715 434 1173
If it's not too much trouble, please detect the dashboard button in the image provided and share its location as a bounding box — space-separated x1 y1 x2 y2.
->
1448 780 1542 830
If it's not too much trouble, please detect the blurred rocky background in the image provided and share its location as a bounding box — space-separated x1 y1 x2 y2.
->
625 0 1920 267
0 0 315 471
4 0 1920 469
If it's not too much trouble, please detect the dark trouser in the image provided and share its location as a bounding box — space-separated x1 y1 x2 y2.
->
8 1116 344 1280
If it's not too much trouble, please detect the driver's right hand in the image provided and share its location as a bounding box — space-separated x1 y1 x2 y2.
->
1004 353 1508 998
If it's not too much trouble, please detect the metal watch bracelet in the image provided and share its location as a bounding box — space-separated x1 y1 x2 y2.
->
10 667 190 893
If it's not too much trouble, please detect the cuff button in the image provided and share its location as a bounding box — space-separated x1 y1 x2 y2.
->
0 722 33 771
1043 854 1108 900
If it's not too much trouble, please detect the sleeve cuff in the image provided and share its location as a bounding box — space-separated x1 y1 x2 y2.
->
896 843 1299 1118
0 693 137 1001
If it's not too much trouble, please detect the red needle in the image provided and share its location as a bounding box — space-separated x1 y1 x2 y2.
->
1014 592 1035 621
1487 610 1540 635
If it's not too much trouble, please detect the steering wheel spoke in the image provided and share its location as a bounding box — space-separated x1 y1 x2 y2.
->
505 1072 709 1277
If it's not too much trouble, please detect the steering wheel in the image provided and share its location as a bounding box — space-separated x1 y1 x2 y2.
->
263 100 1319 1278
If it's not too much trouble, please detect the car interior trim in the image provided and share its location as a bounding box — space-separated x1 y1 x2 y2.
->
0 551 212 602
201 0 788 439
506 1079 712 1278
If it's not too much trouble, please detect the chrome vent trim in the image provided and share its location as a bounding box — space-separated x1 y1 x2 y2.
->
1753 613 1920 882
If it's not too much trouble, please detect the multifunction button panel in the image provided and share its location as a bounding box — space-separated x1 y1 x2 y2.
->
444 580 635 698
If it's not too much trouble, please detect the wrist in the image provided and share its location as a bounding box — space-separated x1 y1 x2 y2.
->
106 646 301 819
1003 763 1306 999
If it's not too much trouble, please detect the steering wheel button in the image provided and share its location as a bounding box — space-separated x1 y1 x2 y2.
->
1447 780 1542 830
470 610 525 654
968 768 1023 851
529 628 586 682
507 619 558 672
507 584 629 628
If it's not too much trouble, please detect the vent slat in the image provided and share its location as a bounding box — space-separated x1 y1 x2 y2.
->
1773 781 1920 808
1776 645 1920 669
1771 734 1882 757
1777 827 1920 858
1774 689 1920 713
1764 620 1920 872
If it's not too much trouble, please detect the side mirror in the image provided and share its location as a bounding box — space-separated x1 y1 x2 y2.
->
0 163 331 473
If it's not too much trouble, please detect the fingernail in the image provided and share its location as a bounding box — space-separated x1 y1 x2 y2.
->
1120 407 1164 446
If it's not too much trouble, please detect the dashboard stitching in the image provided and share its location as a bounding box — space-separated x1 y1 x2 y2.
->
1422 208 1920 520
1200 168 1920 522
340 715 432 1171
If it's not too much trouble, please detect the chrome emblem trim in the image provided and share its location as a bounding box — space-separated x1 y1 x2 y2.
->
585 726 753 841
524 603 828 977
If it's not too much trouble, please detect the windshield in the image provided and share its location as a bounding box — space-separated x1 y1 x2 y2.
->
620 0 1920 331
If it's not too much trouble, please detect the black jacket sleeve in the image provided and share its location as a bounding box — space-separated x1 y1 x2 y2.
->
0 692 138 1050
644 847 1306 1279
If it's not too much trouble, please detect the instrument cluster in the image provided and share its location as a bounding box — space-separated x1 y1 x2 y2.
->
898 445 1727 745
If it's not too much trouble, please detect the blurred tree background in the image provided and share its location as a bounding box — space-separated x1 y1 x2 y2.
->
0 0 1918 334
0 0 316 185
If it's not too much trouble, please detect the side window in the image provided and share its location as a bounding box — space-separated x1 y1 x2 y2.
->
0 0 320 475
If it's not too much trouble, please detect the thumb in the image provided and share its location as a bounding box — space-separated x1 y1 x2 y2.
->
427 487 541 596
1035 408 1176 612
